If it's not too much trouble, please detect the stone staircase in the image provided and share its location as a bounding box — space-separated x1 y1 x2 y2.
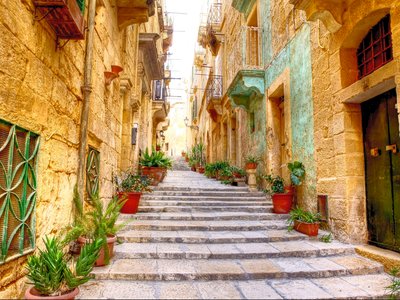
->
80 171 392 299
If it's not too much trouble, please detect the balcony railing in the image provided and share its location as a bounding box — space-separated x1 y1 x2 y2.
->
206 75 223 105
226 26 262 87
207 3 222 28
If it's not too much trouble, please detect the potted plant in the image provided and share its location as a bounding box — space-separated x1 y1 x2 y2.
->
114 171 152 214
263 174 293 214
230 166 246 178
140 148 172 185
66 193 126 267
193 143 206 173
25 236 102 300
286 161 306 194
219 165 234 184
214 161 230 179
245 155 261 170
205 163 217 178
288 207 321 236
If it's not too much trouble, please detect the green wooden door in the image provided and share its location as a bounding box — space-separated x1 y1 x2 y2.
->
362 89 400 251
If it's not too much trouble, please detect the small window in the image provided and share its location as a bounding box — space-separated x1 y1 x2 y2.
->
0 121 40 263
86 147 100 200
357 15 393 79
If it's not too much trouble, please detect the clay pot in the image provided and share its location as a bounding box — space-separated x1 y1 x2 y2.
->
78 235 116 267
233 172 243 179
141 167 164 186
197 167 205 174
271 193 293 214
185 157 189 162
25 287 79 300
284 185 295 194
294 220 320 236
118 192 142 214
161 168 167 181
245 162 257 170
191 166 196 172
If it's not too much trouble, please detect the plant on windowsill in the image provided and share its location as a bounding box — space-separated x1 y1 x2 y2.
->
263 174 293 214
287 207 321 236
245 155 261 170
114 171 152 214
139 147 172 185
25 236 103 300
65 191 126 267
286 161 306 194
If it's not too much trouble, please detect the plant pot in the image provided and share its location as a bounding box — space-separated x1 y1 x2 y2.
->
197 167 205 174
118 192 142 214
233 172 243 179
185 157 189 162
141 167 164 186
271 193 293 214
294 220 320 236
156 146 161 151
284 185 295 194
245 162 258 170
25 287 79 300
78 235 117 267
161 168 167 181
191 166 196 172
181 152 186 157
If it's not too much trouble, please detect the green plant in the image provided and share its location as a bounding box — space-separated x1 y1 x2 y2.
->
263 174 285 194
26 236 102 296
230 166 246 177
114 171 152 193
245 155 261 164
288 207 321 228
139 147 172 169
319 233 333 243
287 161 305 186
387 267 400 300
205 163 217 177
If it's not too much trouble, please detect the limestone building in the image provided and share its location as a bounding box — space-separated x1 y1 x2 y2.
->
0 0 171 296
190 0 400 252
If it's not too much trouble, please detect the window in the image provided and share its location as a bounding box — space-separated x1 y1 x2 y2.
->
86 147 100 200
250 112 255 133
357 15 393 79
0 121 40 263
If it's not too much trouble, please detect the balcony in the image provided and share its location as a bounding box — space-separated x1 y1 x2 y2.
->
152 80 169 126
206 75 223 122
197 2 223 55
139 33 163 80
33 0 85 40
231 0 256 18
226 26 264 111
289 0 343 33
162 16 173 53
116 0 156 29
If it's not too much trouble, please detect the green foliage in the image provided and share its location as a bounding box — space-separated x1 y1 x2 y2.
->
387 267 400 300
204 161 230 177
288 207 321 226
139 147 172 169
114 170 152 193
319 233 333 243
287 161 305 186
188 143 206 167
26 236 102 296
245 155 262 164
263 174 285 194
230 166 246 177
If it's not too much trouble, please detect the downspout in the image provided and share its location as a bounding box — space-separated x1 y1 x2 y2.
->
77 0 97 202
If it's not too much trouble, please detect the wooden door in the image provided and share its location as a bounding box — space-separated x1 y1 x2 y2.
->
362 89 400 251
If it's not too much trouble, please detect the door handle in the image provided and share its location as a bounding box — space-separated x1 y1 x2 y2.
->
386 144 398 154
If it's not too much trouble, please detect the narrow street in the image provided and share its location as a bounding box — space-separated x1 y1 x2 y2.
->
78 158 391 299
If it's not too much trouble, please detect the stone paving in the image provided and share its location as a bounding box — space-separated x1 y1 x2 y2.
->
79 168 392 299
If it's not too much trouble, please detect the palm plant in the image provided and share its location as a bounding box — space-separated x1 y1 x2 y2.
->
26 236 102 297
139 147 172 169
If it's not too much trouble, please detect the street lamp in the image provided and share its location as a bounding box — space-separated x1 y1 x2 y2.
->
184 117 189 127
184 117 199 130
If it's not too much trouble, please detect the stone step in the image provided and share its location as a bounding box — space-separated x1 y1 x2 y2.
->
138 200 272 207
149 191 265 197
119 219 288 231
129 212 287 221
114 240 355 260
79 274 393 299
118 229 306 244
91 255 383 281
141 195 267 201
153 186 250 192
138 205 273 213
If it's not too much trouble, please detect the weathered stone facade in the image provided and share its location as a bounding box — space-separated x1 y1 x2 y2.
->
0 0 170 297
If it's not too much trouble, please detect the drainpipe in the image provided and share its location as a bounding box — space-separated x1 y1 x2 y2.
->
77 0 97 202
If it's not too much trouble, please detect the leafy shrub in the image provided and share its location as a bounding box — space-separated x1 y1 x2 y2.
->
263 174 285 194
139 148 172 169
287 161 305 186
288 207 321 226
114 171 152 193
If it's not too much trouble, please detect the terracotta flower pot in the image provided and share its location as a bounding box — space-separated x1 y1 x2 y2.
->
185 157 189 162
284 185 295 194
191 166 196 172
141 167 164 186
78 235 116 267
294 220 320 236
233 172 243 179
197 167 205 174
118 192 142 214
25 287 79 300
161 168 167 180
245 162 258 170
271 193 293 214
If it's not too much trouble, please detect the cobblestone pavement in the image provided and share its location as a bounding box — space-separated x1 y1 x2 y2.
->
79 167 392 299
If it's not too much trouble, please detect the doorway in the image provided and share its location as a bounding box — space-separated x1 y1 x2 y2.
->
362 89 400 251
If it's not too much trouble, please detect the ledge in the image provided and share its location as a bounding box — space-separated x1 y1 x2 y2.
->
356 244 400 272
227 70 265 111
231 0 257 18
117 0 155 29
139 33 162 80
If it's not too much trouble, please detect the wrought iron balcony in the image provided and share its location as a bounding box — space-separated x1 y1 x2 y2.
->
207 3 222 30
206 75 223 122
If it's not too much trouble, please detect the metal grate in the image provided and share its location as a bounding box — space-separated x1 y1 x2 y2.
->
86 147 100 200
0 121 40 263
206 75 223 105
357 15 393 79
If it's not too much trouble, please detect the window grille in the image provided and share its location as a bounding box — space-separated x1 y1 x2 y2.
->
86 147 100 200
357 15 393 79
0 121 40 263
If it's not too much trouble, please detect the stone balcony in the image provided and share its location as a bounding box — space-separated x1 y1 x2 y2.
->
139 33 163 81
226 26 265 111
231 0 257 18
116 0 155 29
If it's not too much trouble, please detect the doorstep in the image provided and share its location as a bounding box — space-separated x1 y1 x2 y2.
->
355 244 400 272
